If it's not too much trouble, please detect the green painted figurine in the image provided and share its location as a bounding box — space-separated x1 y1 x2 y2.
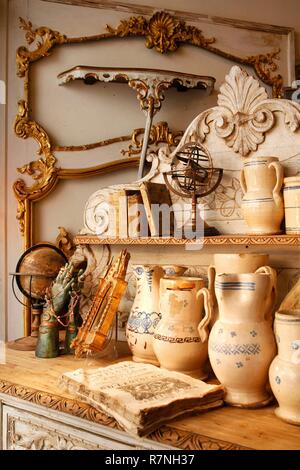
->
35 263 76 358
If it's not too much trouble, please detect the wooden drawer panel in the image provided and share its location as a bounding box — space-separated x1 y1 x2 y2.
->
2 405 133 450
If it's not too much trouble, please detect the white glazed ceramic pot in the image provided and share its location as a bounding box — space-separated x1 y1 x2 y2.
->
283 177 300 235
153 277 213 379
240 156 284 234
208 253 269 325
126 264 164 365
208 267 277 407
269 312 300 425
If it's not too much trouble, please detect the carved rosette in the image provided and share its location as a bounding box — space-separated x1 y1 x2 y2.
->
174 66 300 157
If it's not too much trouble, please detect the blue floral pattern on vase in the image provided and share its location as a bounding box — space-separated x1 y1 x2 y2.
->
236 362 243 368
127 310 161 334
275 376 281 384
291 342 299 350
250 330 257 337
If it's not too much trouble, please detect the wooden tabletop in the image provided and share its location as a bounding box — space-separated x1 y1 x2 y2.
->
0 347 300 450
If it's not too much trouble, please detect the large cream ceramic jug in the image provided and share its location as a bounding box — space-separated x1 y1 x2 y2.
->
153 277 213 379
208 267 277 407
126 264 164 365
208 253 269 324
269 312 300 425
240 156 284 234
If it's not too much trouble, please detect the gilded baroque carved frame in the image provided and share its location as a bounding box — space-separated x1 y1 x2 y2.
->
14 10 294 334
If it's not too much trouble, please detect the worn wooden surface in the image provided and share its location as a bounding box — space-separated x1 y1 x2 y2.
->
1 348 300 450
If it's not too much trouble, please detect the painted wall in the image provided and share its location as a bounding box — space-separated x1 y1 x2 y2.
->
1 0 300 340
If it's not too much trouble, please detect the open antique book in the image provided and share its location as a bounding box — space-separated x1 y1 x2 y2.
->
59 361 224 436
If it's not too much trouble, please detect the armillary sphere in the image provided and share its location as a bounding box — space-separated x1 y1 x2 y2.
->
163 143 223 236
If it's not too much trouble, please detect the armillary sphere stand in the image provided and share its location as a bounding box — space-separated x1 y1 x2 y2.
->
57 66 215 178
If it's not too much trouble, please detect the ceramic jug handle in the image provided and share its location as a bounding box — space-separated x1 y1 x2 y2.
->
269 161 283 204
255 265 277 319
207 264 216 307
197 287 213 343
240 168 247 195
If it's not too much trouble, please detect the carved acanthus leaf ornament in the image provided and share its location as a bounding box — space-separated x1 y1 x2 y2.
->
176 66 300 157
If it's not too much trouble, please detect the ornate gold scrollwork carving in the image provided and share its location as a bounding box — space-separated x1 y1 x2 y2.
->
13 99 58 235
106 11 282 97
55 226 75 258
17 17 67 77
246 49 283 99
106 11 216 54
122 121 183 157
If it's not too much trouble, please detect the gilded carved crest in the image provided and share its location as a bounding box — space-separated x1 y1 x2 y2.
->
107 11 215 54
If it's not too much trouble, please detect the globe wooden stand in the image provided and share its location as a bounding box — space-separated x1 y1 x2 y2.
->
7 304 43 351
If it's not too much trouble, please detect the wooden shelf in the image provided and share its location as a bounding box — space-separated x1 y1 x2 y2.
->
1 348 300 450
74 234 300 247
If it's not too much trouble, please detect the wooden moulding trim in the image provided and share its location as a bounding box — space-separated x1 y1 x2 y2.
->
74 235 300 246
58 157 139 179
42 1 294 35
0 379 250 450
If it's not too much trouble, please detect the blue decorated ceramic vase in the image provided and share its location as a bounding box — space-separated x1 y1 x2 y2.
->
269 312 300 425
208 267 277 407
126 264 164 365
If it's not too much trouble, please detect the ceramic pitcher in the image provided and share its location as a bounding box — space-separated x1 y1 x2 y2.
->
153 277 213 379
208 253 269 324
269 312 300 425
126 264 164 365
283 176 300 234
240 156 284 234
208 266 277 407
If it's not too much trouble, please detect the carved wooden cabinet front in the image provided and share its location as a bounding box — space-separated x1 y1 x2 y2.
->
0 399 173 451
3 406 110 450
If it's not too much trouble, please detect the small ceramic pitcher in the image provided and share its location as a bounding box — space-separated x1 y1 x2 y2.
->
283 176 300 234
208 266 277 407
126 264 164 365
269 312 300 425
153 277 213 379
240 156 284 234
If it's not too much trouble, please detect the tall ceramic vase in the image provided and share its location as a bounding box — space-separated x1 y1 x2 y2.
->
240 156 284 234
153 277 213 379
208 267 277 407
126 264 164 365
208 253 269 325
269 312 300 425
